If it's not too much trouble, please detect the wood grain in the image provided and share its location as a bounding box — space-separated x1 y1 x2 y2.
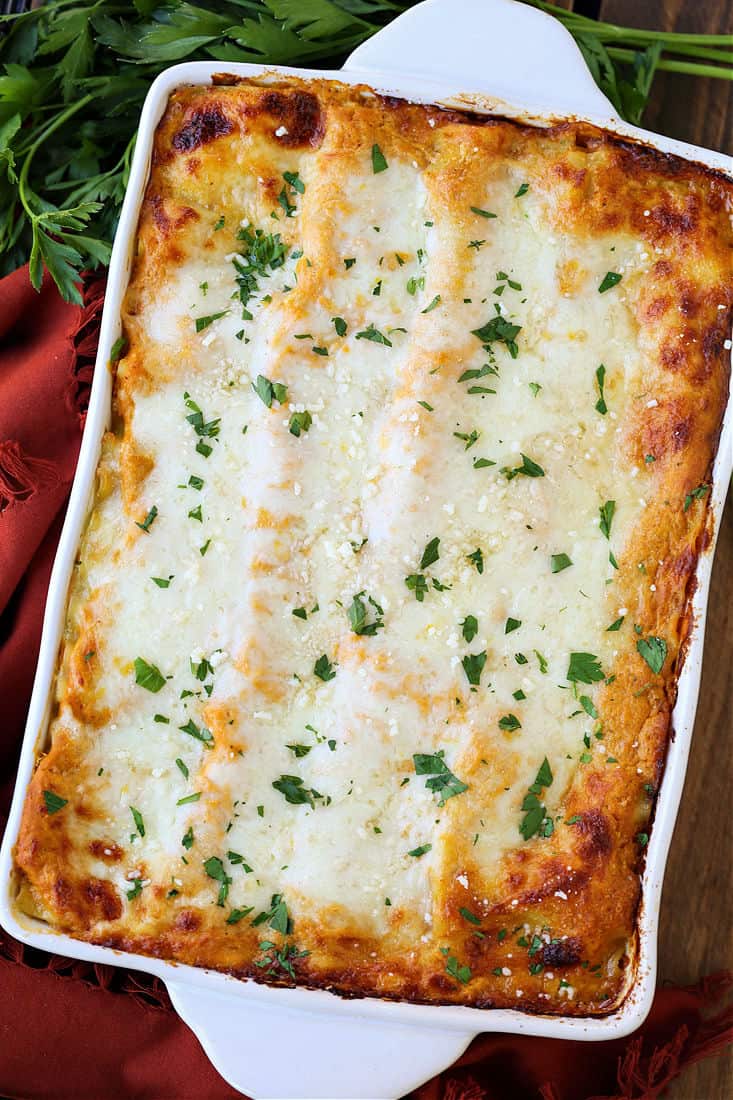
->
596 3 733 1095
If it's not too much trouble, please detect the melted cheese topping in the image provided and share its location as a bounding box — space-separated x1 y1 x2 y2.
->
16 79 732 1016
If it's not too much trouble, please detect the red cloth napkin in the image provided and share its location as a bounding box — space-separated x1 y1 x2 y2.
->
0 264 731 1100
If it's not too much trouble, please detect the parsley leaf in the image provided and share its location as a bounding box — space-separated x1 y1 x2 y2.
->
252 374 287 408
551 553 572 573
462 651 487 687
203 855 232 906
599 500 616 539
314 654 336 681
595 364 608 414
598 271 622 293
347 591 384 636
499 713 521 731
134 657 165 693
288 410 312 437
567 652 604 684
636 635 667 674
272 774 326 808
413 751 468 805
683 484 710 512
502 453 545 480
461 615 478 643
43 790 67 814
355 323 392 347
519 757 553 840
471 310 522 358
371 143 388 173
420 536 440 569
467 547 484 573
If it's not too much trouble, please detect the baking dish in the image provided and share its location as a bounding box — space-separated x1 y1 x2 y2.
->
1 0 731 1096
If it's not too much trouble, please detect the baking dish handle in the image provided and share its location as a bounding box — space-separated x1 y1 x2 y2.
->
167 979 473 1099
344 0 619 122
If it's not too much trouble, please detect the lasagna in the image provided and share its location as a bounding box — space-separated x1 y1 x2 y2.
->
15 77 732 1015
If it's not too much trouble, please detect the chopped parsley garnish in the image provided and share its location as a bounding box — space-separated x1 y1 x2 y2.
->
203 855 232 906
332 316 347 337
232 225 288 314
519 757 553 840
252 374 287 408
459 906 481 925
194 310 228 333
471 307 521 358
467 547 484 574
421 294 441 314
580 695 598 718
551 553 572 573
289 410 312 437
420 536 440 569
292 606 308 620
347 591 384 636
213 215 225 231
134 657 166 693
226 907 254 925
413 751 468 805
567 652 604 684
130 806 145 837
462 650 487 687
151 575 173 588
470 206 497 219
287 744 311 758
598 271 622 293
454 429 480 450
499 713 521 731
126 878 144 901
355 323 392 347
461 615 478 643
344 257 356 269
505 617 521 634
607 616 625 631
188 504 202 522
200 539 211 556
272 774 326 808
371 143 388 173
442 950 472 985
179 718 213 745
418 400 434 412
514 182 530 197
683 484 710 511
312 345 328 356
184 393 220 454
314 654 337 681
406 274 425 296
502 453 545 480
277 171 304 217
109 336 127 362
42 790 67 814
595 364 608 414
188 475 204 490
135 506 158 533
473 457 495 469
254 940 308 980
529 381 542 397
405 573 429 602
182 826 194 849
175 758 189 779
407 843 432 858
636 635 667 674
599 500 616 539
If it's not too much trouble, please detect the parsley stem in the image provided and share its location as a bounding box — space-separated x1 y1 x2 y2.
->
18 94 94 217
607 46 733 79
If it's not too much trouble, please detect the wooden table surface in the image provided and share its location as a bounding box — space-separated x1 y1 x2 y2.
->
588 2 733 1097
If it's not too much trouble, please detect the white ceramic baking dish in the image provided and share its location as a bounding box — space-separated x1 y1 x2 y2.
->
1 1 731 1096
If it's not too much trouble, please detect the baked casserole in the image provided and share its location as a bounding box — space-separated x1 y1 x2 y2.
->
15 77 733 1015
